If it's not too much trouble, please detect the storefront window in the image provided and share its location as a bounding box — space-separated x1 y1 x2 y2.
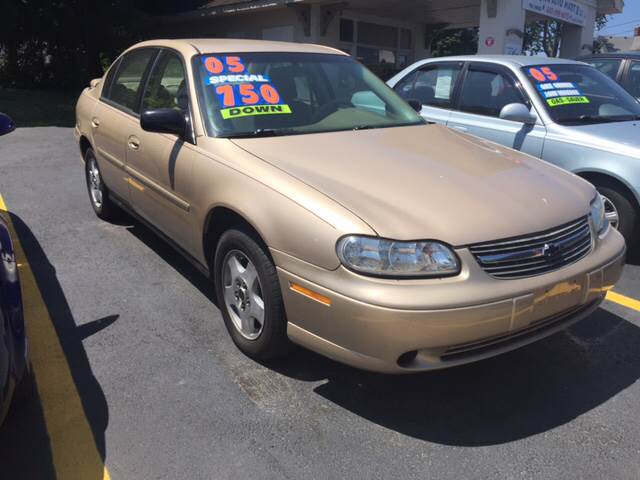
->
340 19 354 42
397 53 410 69
357 47 396 68
340 19 413 79
399 28 412 49
358 22 397 48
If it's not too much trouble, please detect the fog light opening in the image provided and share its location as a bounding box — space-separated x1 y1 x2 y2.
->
397 350 418 367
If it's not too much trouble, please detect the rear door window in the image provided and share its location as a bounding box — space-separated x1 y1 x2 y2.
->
583 58 622 80
394 63 461 108
622 60 640 99
101 58 121 97
104 48 157 114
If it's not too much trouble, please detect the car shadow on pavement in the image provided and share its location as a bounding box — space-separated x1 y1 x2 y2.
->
124 219 217 304
266 308 640 446
122 214 640 447
0 213 111 479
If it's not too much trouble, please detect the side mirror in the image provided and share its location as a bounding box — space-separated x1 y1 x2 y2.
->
140 108 187 138
90 78 102 89
406 98 423 112
0 113 15 136
499 103 537 125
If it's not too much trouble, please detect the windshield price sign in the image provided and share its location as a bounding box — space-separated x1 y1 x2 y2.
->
202 55 292 119
529 67 590 107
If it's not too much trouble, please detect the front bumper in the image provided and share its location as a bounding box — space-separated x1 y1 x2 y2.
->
274 228 626 374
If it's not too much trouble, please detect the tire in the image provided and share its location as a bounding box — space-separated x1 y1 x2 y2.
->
0 363 33 427
0 389 11 427
13 359 34 404
213 227 289 360
84 147 121 221
595 182 638 246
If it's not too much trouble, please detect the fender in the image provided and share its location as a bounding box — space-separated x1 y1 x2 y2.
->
189 137 375 271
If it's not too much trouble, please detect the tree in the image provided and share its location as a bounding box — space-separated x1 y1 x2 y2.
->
0 0 209 90
524 15 609 57
592 15 612 54
431 28 479 57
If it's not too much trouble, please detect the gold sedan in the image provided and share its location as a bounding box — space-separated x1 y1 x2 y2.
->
75 39 626 373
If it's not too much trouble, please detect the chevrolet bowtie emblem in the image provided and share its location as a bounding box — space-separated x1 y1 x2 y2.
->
541 242 561 258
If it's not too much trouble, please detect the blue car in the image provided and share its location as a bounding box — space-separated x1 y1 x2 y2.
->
0 114 29 426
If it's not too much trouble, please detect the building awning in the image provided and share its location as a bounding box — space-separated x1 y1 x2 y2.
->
167 0 623 27
180 0 481 26
179 0 304 20
597 0 625 15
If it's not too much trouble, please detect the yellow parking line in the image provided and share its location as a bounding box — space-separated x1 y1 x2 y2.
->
0 194 110 480
606 290 640 313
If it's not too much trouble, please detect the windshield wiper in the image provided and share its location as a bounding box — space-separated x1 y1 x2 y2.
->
607 114 640 122
220 128 294 139
561 114 640 124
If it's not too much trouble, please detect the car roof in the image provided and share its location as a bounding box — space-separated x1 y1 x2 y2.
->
577 52 640 60
124 38 347 57
418 54 586 69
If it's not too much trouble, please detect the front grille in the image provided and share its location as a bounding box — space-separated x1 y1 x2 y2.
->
470 217 593 279
440 300 595 362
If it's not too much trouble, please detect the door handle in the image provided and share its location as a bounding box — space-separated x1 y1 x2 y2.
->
91 118 100 128
450 125 468 132
128 136 140 151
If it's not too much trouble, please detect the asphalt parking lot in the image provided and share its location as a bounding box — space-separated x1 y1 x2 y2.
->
0 127 639 480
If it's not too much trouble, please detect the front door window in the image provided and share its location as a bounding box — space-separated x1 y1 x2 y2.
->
142 51 188 112
459 68 527 118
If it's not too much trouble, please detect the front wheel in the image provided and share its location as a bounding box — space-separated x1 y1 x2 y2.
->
595 184 637 246
213 228 289 360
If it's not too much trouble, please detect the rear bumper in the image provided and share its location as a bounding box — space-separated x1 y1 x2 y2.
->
275 229 626 374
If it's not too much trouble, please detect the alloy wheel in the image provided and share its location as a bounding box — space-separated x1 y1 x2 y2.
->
601 194 619 230
222 250 265 340
87 158 103 209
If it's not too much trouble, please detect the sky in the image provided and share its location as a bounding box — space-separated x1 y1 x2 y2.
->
597 1 640 37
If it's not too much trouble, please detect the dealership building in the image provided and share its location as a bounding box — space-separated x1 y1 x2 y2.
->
162 0 625 77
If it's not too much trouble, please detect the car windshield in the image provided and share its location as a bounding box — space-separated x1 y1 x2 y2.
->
193 52 424 138
523 64 640 125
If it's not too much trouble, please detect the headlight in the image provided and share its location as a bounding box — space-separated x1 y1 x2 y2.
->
336 235 460 278
590 194 607 234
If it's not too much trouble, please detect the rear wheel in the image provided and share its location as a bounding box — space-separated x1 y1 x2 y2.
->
13 359 34 404
595 183 637 246
84 148 120 221
0 362 33 427
213 227 289 360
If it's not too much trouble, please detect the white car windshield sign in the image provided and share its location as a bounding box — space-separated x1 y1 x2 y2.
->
529 67 590 107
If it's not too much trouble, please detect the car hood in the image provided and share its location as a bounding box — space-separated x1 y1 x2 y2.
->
232 125 594 246
560 120 640 158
